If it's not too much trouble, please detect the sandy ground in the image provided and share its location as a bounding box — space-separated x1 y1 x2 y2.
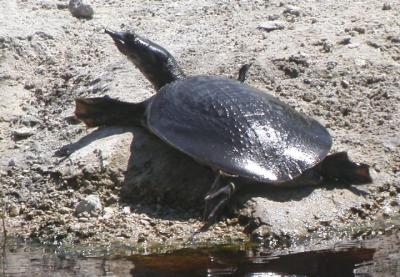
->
1 0 399 250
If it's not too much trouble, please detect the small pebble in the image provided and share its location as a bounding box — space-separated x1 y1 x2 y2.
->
389 36 400 43
57 3 68 9
283 5 301 16
59 207 71 214
123 206 131 214
258 21 285 32
302 92 316 102
8 159 16 167
102 207 115 219
8 203 20 217
267 14 280 21
323 41 333 53
68 0 94 19
79 217 89 222
353 27 366 34
75 194 102 216
338 37 351 45
348 43 359 49
367 41 380 48
341 80 350 88
12 127 35 140
355 59 366 67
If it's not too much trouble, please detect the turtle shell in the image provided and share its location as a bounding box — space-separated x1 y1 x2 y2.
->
146 75 332 183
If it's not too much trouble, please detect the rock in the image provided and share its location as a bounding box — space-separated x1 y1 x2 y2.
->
288 53 310 67
123 206 131 214
78 216 89 222
258 21 285 32
68 0 94 19
382 3 391 10
268 14 280 21
348 43 359 49
283 5 301 16
353 27 366 34
322 41 333 53
341 80 350 88
237 187 365 239
302 92 316 102
381 136 400 152
8 203 20 217
355 59 367 67
75 194 102 216
59 207 71 214
314 40 333 53
13 115 41 127
8 159 16 167
367 41 380 49
101 207 115 219
338 37 352 45
57 3 68 9
12 127 35 140
389 36 400 43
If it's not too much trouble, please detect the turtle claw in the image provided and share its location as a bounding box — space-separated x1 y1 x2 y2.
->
205 182 235 201
203 172 236 223
206 182 235 221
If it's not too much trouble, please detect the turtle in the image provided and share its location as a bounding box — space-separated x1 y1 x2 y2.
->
74 29 372 222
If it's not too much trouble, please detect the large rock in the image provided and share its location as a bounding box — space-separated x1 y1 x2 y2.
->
236 186 369 239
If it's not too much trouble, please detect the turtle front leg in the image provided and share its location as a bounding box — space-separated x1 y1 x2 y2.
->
205 181 236 220
202 172 237 228
203 172 222 220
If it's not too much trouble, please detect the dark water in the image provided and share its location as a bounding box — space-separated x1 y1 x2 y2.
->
1 238 388 277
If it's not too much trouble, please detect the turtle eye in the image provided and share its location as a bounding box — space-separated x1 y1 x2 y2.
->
122 32 135 44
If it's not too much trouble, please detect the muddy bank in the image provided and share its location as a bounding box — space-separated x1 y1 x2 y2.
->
1 0 399 249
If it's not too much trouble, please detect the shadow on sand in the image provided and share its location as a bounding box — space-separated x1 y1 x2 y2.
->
56 126 369 221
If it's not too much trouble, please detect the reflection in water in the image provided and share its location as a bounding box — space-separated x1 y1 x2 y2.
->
1 239 376 277
126 245 374 277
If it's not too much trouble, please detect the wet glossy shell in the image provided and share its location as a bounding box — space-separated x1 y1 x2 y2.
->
147 76 332 183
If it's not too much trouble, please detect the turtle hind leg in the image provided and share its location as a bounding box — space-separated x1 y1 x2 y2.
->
237 63 252 83
320 152 372 185
75 96 146 127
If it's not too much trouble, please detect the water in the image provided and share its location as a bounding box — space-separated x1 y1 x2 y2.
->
1 238 384 277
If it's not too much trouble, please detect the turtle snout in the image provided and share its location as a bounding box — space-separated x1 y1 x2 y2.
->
105 29 127 44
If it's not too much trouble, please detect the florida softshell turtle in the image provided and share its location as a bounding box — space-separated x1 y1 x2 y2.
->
74 29 372 221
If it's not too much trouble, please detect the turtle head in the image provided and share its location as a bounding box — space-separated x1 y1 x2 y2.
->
105 29 185 90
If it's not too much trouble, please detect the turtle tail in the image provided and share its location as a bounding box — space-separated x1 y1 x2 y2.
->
320 152 372 185
75 97 146 127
